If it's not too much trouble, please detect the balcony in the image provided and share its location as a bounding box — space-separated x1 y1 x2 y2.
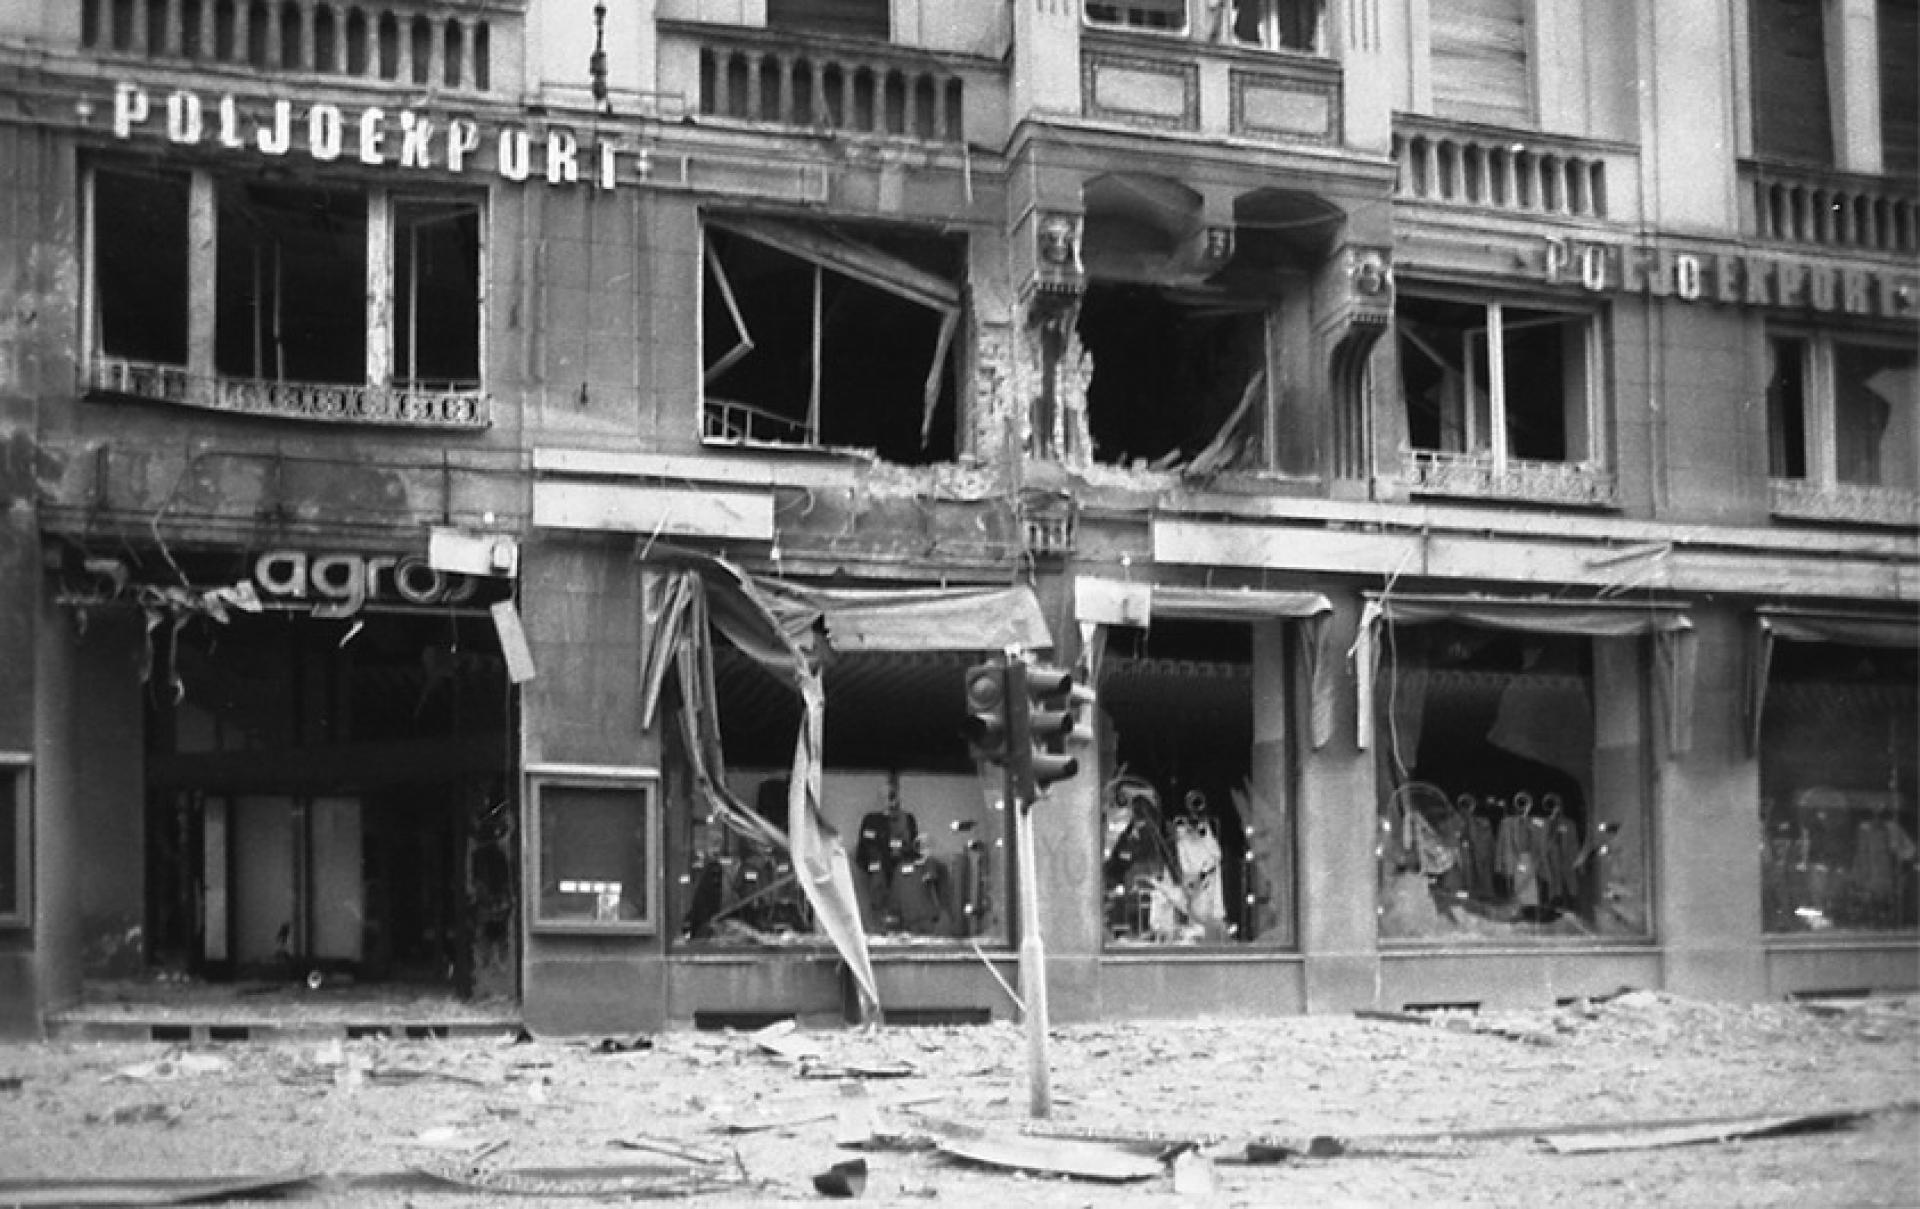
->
1740 162 1919 256
85 356 490 430
76 0 514 93
1404 450 1617 507
1393 116 1639 224
1770 479 1920 528
1079 27 1343 145
662 21 997 147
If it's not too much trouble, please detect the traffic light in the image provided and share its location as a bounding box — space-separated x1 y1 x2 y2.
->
1010 660 1091 803
963 658 1011 767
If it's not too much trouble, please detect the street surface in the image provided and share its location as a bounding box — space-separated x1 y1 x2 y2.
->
1 990 1915 1206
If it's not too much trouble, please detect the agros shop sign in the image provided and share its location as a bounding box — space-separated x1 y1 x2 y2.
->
254 550 481 615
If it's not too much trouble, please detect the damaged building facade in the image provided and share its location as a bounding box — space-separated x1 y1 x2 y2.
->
0 0 1914 1038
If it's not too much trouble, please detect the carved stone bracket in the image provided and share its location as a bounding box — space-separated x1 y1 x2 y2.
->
1027 210 1086 318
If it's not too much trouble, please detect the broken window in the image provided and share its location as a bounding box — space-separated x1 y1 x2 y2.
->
85 161 484 419
1228 0 1326 52
766 0 889 40
1759 637 1919 934
0 757 25 927
1077 283 1268 470
1767 332 1918 493
1084 0 1189 33
674 647 1009 946
1396 294 1600 491
1097 620 1297 948
1374 625 1651 942
701 215 963 464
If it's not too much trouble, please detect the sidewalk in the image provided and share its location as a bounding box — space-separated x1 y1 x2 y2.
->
1 991 1916 1207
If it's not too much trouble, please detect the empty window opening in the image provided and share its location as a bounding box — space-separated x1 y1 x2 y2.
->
1376 625 1651 941
394 200 482 390
767 0 889 40
1078 283 1268 470
702 217 963 465
215 182 367 385
1229 0 1326 52
1397 295 1593 464
1882 0 1919 177
1099 620 1293 947
678 646 1006 946
93 167 189 369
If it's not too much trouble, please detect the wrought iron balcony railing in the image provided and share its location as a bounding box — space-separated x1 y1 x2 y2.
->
1404 449 1618 507
85 355 490 430
1770 478 1920 527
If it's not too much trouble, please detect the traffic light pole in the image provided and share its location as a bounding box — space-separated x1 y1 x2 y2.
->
1015 792 1051 1119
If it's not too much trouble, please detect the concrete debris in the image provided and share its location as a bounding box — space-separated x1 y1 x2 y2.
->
812 1157 868 1198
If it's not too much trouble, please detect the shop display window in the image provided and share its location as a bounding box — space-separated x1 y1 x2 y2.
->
1098 619 1296 948
1374 624 1650 941
673 649 1007 948
1760 641 1918 934
0 755 27 927
528 767 659 935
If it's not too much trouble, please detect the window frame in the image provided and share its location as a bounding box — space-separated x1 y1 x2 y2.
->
1084 0 1192 37
1395 291 1606 475
525 764 661 937
80 161 487 412
0 754 30 930
1226 0 1328 55
1766 326 1918 496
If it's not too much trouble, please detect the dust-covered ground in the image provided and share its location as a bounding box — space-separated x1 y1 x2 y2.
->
1 991 1916 1207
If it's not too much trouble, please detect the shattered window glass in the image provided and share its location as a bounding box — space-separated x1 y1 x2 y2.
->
1761 641 1919 934
1397 295 1594 465
701 216 963 465
1765 331 1917 493
1375 626 1651 942
85 161 485 412
674 649 1009 948
1098 621 1297 949
1078 283 1268 472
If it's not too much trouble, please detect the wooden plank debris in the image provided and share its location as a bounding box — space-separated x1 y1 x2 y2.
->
1538 1109 1869 1155
0 1172 316 1206
935 1133 1164 1182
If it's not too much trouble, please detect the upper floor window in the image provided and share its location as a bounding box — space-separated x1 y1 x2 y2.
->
1226 0 1326 54
1767 331 1917 518
767 0 889 40
1432 0 1532 129
85 163 485 428
701 215 963 465
1749 0 1918 176
1395 293 1611 505
1881 0 1919 177
1749 0 1833 166
1085 0 1190 34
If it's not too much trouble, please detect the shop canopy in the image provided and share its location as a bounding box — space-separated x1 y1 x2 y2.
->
637 548 1055 1021
1746 608 1920 755
1073 577 1339 749
1355 594 1698 758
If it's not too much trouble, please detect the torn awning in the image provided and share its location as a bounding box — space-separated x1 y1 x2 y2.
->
1746 608 1919 756
1073 577 1338 749
1355 595 1697 758
637 550 1056 1021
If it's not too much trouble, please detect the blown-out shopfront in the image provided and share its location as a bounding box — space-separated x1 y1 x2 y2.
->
37 536 521 1017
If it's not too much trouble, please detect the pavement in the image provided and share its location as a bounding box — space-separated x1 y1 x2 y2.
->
1 989 1916 1207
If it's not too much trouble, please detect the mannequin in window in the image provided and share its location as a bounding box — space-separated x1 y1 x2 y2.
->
855 771 920 932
